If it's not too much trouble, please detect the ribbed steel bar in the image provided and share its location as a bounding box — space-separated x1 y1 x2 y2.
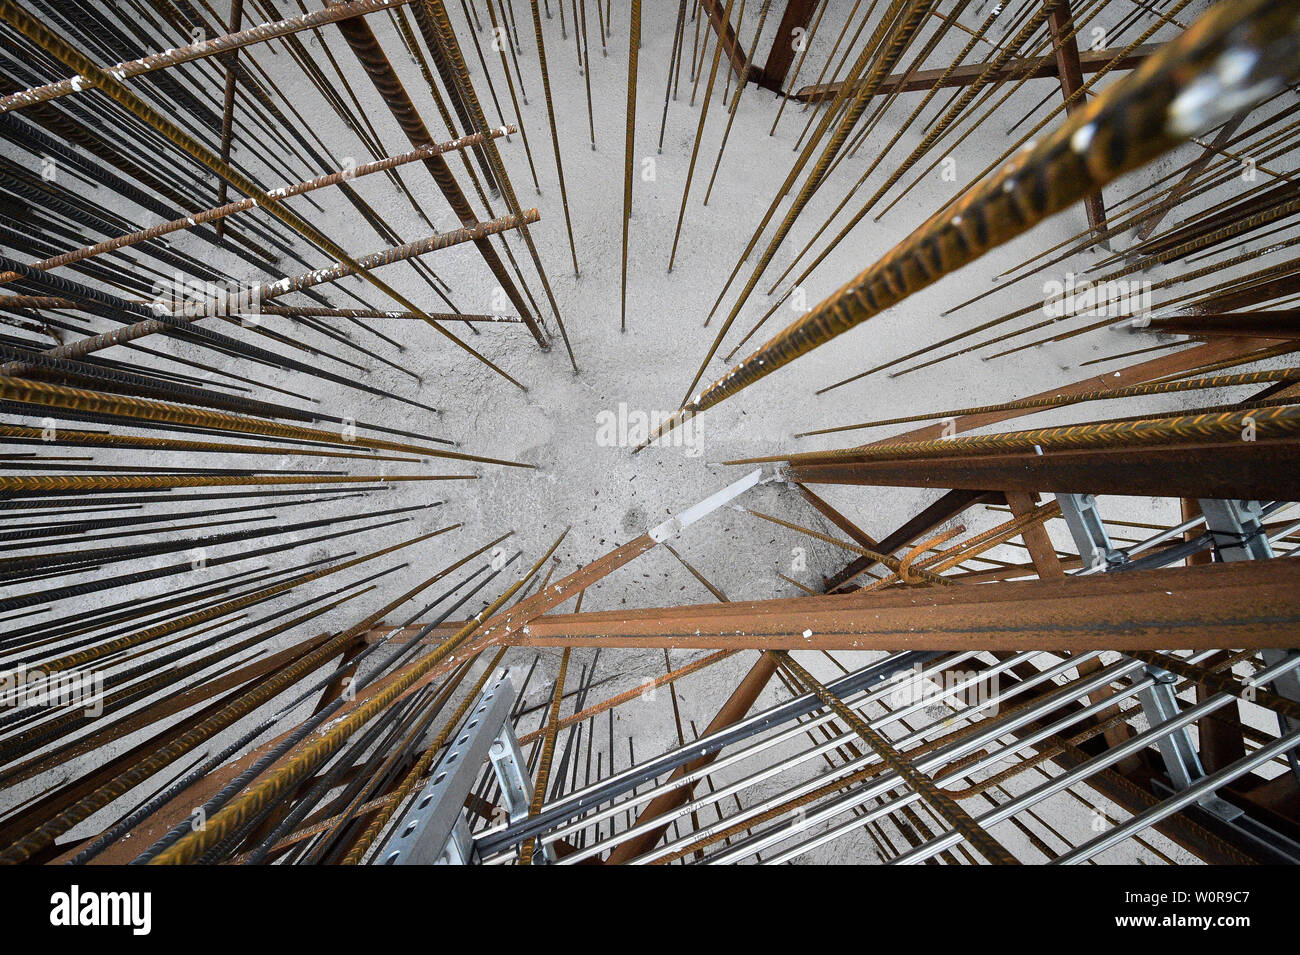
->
697 0 916 329
145 528 567 864
739 405 1300 467
726 3 1015 356
484 0 542 190
873 0 1116 222
94 543 513 863
213 0 245 234
0 566 409 760
0 473 466 493
925 0 1198 227
88 536 516 864
635 0 1300 451
578 0 595 147
0 227 529 408
768 0 828 135
421 0 579 371
252 305 518 323
701 0 771 206
0 129 511 286
519 646 570 863
0 525 466 864
0 0 529 390
799 367 1300 438
0 375 531 467
529 0 581 277
0 254 438 413
308 645 505 863
619 0 640 332
667 0 736 272
686 0 932 402
737 505 952 586
0 499 437 582
0 0 418 114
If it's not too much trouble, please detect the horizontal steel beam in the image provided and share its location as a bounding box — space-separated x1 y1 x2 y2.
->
497 559 1300 651
793 41 1161 102
1139 311 1300 340
789 438 1300 500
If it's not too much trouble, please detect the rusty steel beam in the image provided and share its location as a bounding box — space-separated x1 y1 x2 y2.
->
789 437 1300 501
1137 111 1248 241
700 0 778 91
823 488 999 592
498 559 1300 652
1047 0 1107 235
1140 311 1300 340
793 481 878 550
1004 491 1064 578
793 41 1161 102
760 0 818 92
1193 271 1300 316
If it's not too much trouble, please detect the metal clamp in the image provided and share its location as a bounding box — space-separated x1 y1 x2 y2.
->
1055 492 1126 572
1199 499 1273 563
